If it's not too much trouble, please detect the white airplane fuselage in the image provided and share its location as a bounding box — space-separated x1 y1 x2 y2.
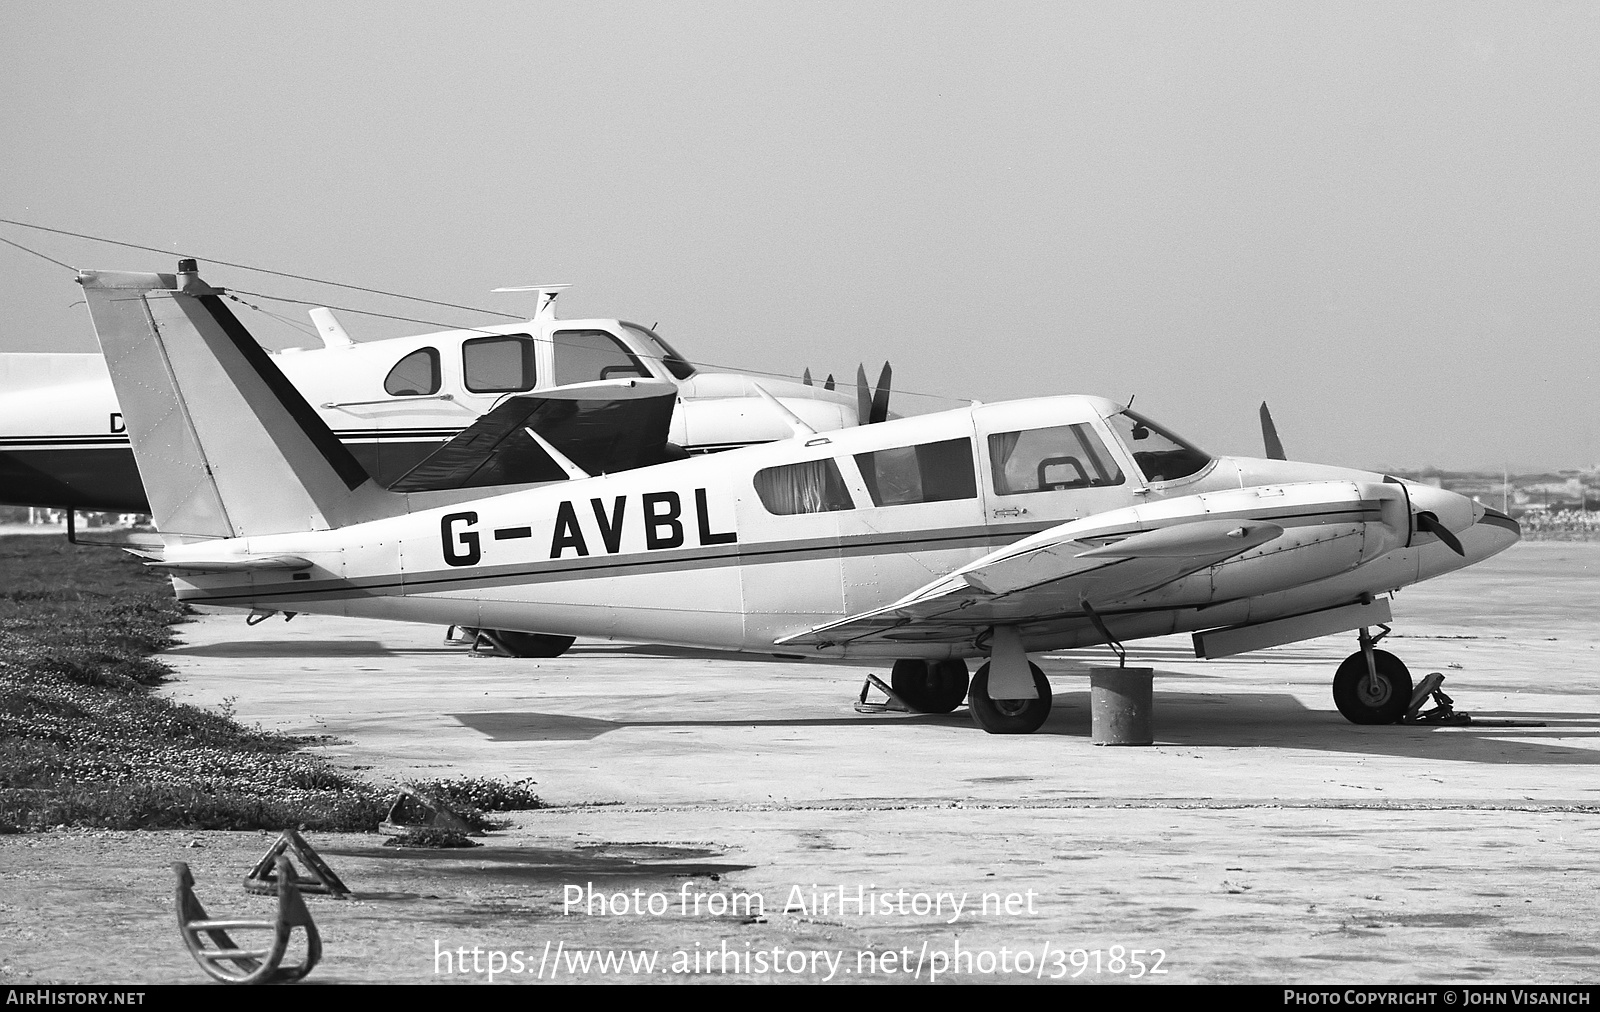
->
0 317 858 511
161 394 1519 660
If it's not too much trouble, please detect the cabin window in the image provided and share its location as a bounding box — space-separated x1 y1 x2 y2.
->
854 438 977 507
553 329 651 385
754 459 854 515
1107 410 1212 482
383 347 441 396
462 335 537 393
988 424 1124 495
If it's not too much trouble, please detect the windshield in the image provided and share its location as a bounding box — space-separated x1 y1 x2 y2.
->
1107 410 1212 483
621 323 696 380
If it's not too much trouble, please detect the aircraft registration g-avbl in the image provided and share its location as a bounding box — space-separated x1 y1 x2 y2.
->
0 282 871 513
78 262 1520 733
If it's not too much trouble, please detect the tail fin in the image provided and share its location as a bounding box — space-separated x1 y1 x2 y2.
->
78 263 401 541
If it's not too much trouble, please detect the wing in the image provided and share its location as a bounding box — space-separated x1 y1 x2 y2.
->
387 379 680 492
776 480 1397 650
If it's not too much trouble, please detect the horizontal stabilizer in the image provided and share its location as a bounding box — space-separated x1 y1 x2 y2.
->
143 555 313 574
388 379 681 492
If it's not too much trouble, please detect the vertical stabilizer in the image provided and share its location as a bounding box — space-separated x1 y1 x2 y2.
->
78 264 401 540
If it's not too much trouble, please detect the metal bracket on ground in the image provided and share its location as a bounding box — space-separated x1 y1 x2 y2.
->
854 673 910 714
1399 673 1547 728
244 829 350 898
176 856 322 984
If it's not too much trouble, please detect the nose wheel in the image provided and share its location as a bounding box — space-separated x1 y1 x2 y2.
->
1332 627 1413 725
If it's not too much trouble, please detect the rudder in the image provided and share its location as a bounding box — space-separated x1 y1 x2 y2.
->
78 263 400 541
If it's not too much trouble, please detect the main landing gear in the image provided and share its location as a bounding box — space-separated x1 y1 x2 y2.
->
1332 625 1413 725
875 655 1054 734
969 661 1052 735
889 658 970 714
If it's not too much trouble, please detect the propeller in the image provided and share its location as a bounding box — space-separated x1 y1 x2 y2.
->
1260 401 1286 460
855 362 893 424
1414 511 1466 557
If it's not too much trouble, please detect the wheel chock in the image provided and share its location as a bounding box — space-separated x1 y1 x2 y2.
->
378 786 476 837
854 673 911 714
1399 674 1546 728
176 856 322 984
244 829 350 898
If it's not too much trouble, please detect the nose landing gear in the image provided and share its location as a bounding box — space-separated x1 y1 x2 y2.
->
1332 625 1413 725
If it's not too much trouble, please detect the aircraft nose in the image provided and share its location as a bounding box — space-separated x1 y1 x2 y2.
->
1404 481 1520 563
1470 503 1522 556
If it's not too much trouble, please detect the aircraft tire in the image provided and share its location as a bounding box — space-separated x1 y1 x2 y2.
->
890 658 970 713
1332 649 1412 725
968 662 1052 734
486 631 577 658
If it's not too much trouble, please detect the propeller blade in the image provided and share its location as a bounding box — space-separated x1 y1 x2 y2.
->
802 368 813 387
1415 512 1466 557
1260 401 1286 460
857 365 872 425
870 362 892 424
823 373 835 391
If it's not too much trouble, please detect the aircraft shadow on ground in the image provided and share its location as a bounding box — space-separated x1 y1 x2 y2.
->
166 639 403 658
452 693 1600 765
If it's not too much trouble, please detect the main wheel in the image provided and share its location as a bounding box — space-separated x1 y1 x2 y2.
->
1332 649 1412 725
890 658 970 713
968 662 1052 734
484 631 577 658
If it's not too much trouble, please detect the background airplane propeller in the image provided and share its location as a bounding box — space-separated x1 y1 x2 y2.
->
1260 401 1286 460
856 362 892 424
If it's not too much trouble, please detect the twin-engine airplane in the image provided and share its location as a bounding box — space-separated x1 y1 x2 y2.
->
0 283 874 513
78 263 1520 733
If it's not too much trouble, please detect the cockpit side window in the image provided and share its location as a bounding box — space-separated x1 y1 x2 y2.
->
754 459 854 515
854 438 977 507
384 347 441 396
1108 410 1212 482
621 323 696 380
553 329 651 385
463 335 537 393
988 424 1124 495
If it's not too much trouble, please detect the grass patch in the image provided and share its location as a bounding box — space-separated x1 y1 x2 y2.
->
0 536 525 833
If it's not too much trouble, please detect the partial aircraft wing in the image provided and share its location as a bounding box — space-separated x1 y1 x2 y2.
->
387 379 681 492
776 481 1403 649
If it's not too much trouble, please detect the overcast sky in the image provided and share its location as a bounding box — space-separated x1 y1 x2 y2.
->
2 3 1595 471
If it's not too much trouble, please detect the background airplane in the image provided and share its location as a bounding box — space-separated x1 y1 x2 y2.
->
0 283 887 513
77 262 1520 733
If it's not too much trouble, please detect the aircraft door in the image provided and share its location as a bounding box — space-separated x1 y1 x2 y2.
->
975 411 1132 534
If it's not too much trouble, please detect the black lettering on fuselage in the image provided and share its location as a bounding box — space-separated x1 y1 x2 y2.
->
441 512 481 566
696 488 737 545
591 496 627 553
643 491 684 549
550 500 590 558
110 412 125 434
